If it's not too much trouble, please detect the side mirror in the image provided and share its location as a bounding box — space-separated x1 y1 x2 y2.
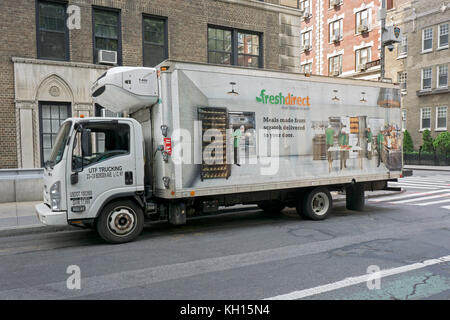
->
81 128 92 157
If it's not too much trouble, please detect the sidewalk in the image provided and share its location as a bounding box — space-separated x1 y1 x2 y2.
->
0 189 403 237
404 165 450 171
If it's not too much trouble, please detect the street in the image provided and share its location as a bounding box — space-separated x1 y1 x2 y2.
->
0 170 449 300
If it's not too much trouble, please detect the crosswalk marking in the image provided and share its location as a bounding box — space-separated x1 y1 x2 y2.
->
440 205 450 209
414 198 450 206
389 193 450 204
370 189 450 202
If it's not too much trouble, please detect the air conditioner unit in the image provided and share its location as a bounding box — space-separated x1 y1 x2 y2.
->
303 44 312 51
98 50 117 65
332 34 341 42
358 24 369 33
330 0 341 7
357 64 366 72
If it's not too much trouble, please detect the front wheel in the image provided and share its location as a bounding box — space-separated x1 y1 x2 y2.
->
96 200 144 244
300 188 332 220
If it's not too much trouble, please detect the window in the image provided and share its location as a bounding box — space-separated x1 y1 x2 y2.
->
422 67 432 90
329 19 343 42
39 102 71 166
420 107 431 130
237 32 261 67
356 9 369 32
436 106 447 130
300 0 311 15
208 27 262 68
398 35 407 57
438 65 448 88
438 23 449 48
386 0 394 10
143 16 167 67
398 71 407 92
72 123 130 171
37 1 68 60
329 55 343 76
93 8 121 64
280 0 300 8
401 109 407 131
356 47 371 68
208 27 232 65
301 31 312 50
301 63 312 74
422 27 433 52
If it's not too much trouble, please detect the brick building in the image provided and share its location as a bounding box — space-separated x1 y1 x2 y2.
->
385 0 449 149
0 0 304 169
292 0 385 80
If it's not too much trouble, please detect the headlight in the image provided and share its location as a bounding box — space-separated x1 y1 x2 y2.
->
50 181 61 211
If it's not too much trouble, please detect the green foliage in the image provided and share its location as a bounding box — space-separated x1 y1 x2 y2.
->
403 130 414 152
421 129 434 153
433 131 450 154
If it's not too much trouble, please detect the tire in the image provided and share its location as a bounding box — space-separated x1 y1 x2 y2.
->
96 200 144 244
300 188 332 220
257 200 285 215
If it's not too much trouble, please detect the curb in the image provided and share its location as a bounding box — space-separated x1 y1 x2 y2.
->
403 166 450 172
0 224 77 238
0 190 405 238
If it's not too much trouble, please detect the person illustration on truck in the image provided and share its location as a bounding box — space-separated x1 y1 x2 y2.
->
366 127 373 160
338 128 349 170
232 125 244 166
325 124 335 172
377 127 385 167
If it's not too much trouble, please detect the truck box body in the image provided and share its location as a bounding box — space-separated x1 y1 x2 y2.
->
132 61 402 199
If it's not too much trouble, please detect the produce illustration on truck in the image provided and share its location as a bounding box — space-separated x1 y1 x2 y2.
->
35 61 402 243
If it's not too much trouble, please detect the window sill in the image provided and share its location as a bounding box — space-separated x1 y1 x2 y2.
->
437 45 449 51
396 54 407 60
417 87 450 96
435 128 448 132
421 49 433 54
419 128 431 132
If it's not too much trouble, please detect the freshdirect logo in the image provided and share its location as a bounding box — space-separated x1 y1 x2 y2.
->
256 89 310 106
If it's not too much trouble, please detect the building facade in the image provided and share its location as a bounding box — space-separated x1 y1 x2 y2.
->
293 0 386 80
385 0 450 148
0 0 304 169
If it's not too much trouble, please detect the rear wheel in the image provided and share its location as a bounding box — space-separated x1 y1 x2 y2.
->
96 200 144 244
300 188 332 220
257 200 285 215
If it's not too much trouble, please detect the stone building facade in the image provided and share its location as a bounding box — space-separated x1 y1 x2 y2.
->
385 0 450 149
0 0 303 169
296 0 383 80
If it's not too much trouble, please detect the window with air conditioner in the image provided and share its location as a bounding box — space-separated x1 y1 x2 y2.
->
422 27 433 52
328 55 342 76
355 47 371 71
438 23 449 49
436 106 447 131
422 67 432 90
356 9 369 34
420 107 431 130
301 31 312 51
329 20 342 43
300 0 311 17
437 65 448 88
93 8 121 64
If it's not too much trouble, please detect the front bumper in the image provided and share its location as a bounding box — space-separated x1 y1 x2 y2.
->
35 203 68 226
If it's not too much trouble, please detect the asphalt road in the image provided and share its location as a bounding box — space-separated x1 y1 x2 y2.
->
0 170 449 300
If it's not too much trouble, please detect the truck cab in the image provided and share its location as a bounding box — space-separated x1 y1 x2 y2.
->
36 117 147 242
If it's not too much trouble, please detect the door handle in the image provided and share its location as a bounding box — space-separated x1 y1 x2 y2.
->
125 171 133 185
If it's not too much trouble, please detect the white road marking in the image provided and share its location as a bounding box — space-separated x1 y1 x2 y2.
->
395 180 450 186
389 182 446 188
414 198 450 206
369 189 450 202
440 205 450 210
400 178 450 183
264 255 450 300
389 193 450 204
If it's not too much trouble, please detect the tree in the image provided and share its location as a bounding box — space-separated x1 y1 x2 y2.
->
403 130 414 152
421 129 434 153
433 131 450 155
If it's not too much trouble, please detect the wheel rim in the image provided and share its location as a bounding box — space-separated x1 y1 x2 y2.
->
107 206 137 236
311 192 329 216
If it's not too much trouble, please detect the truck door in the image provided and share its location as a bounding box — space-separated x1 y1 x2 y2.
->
66 120 136 221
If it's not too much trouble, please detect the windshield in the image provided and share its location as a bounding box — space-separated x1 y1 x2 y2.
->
48 121 72 166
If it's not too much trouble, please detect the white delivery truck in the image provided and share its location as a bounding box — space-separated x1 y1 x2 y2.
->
36 61 403 243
